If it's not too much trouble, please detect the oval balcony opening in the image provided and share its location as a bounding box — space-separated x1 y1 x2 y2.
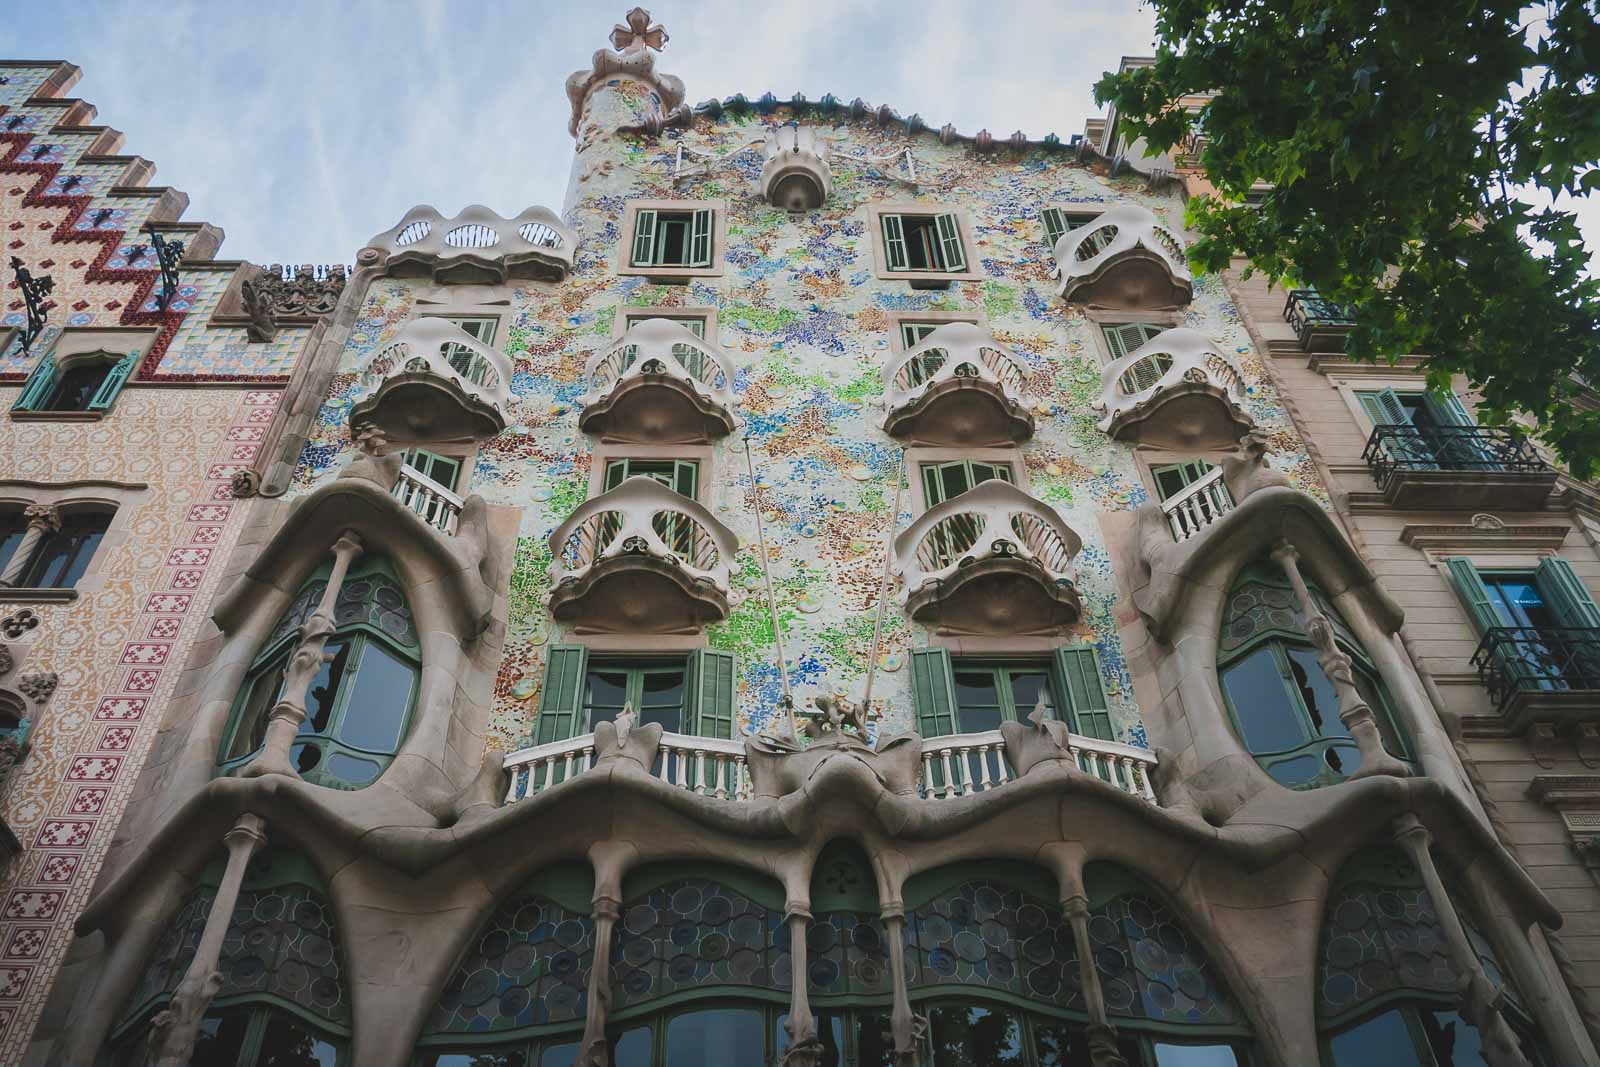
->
1055 203 1193 309
881 322 1035 446
348 318 516 443
1095 327 1253 449
547 476 738 634
893 480 1083 635
580 318 738 443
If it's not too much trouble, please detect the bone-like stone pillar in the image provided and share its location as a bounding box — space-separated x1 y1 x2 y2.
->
883 907 923 1067
243 530 363 778
1064 895 1130 1067
0 503 59 587
147 814 267 1067
1270 541 1407 780
782 905 822 1066
1393 815 1531 1067
576 894 621 1067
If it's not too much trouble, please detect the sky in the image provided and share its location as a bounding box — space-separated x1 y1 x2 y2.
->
4 0 1163 263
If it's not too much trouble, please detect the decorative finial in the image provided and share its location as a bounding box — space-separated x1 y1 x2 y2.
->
611 8 667 53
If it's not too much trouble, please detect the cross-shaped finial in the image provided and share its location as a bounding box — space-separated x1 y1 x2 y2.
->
611 7 668 53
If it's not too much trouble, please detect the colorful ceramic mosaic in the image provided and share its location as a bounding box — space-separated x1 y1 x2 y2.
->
149 266 311 378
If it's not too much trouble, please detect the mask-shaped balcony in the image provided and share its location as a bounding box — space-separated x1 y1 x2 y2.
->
1094 327 1253 449
1055 203 1193 309
760 125 832 212
893 480 1083 635
881 322 1035 446
579 318 738 443
348 318 516 443
548 476 738 633
367 205 578 284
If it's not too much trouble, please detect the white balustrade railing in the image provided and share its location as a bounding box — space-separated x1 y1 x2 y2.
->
503 730 751 803
548 476 737 594
582 318 737 415
1161 466 1234 542
881 322 1032 425
892 480 1081 600
1094 327 1251 439
392 463 465 535
917 730 1158 802
501 728 1158 805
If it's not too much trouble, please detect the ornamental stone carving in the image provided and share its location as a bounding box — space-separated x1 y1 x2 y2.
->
1055 203 1193 308
880 322 1034 446
366 206 578 285
17 671 56 704
1093 327 1252 449
760 124 832 212
565 8 688 137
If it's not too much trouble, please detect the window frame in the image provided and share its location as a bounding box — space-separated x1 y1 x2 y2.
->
949 658 1062 734
904 446 1026 516
615 304 720 346
581 655 692 735
1083 308 1181 367
1040 206 1106 249
865 202 985 286
586 443 716 506
617 200 728 282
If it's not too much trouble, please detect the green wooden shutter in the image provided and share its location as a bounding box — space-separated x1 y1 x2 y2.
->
604 459 630 492
1444 557 1502 634
631 209 658 266
1536 557 1600 629
1372 388 1411 426
1041 208 1068 248
687 649 737 738
1103 323 1162 361
1056 644 1113 740
12 355 57 412
910 647 958 737
936 213 966 272
672 460 698 498
881 214 909 271
535 645 589 743
689 209 714 268
1425 389 1476 428
921 463 946 507
86 353 137 412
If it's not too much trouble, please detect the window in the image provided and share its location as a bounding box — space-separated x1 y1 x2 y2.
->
1354 386 1492 468
219 557 420 789
1151 460 1216 502
1217 561 1410 789
624 312 706 339
881 212 967 274
917 459 1015 566
601 457 699 554
437 316 498 381
1041 207 1103 248
632 207 714 268
1445 556 1600 697
534 647 736 744
912 645 1114 742
1150 460 1233 530
1102 322 1166 362
617 312 714 383
401 448 462 493
21 510 110 588
113 1006 345 1067
893 318 981 389
12 349 137 414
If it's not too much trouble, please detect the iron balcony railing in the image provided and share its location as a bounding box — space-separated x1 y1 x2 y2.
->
1283 289 1354 348
1470 627 1600 711
1362 425 1549 489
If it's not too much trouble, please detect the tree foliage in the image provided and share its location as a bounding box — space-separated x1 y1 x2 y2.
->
1096 0 1600 474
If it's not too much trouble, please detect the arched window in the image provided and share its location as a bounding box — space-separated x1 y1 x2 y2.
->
1318 847 1546 1066
109 850 350 1066
1217 560 1411 789
219 556 419 789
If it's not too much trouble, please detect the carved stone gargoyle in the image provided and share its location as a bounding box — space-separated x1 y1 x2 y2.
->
998 698 1085 779
1220 429 1291 501
240 272 278 344
745 692 921 800
593 705 662 774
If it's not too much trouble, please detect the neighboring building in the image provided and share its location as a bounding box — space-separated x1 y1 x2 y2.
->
4 11 1599 1067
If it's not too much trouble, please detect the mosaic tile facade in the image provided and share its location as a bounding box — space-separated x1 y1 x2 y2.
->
289 91 1327 753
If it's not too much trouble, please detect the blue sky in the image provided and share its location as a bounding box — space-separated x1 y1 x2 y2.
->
5 1 1163 263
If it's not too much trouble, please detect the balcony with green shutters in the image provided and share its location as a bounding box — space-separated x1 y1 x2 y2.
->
546 475 739 634
1054 203 1192 309
348 317 517 443
579 318 738 443
1093 326 1253 449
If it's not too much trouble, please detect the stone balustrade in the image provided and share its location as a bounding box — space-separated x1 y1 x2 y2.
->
391 463 465 535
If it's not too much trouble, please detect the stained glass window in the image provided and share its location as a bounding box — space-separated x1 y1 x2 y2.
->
427 894 594 1033
808 912 895 997
1087 892 1239 1026
907 880 1083 1010
613 879 786 1009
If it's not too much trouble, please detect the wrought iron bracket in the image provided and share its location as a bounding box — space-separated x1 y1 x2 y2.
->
8 257 53 356
151 231 185 312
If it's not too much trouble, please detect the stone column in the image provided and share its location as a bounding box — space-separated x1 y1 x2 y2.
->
1270 541 1407 779
148 814 268 1067
576 894 620 1067
243 531 363 778
1064 894 1129 1067
782 905 822 1066
1393 815 1531 1067
883 908 924 1067
0 504 60 587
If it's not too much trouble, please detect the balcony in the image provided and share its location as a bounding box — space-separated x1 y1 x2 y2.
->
1362 425 1557 511
547 476 738 633
1094 327 1253 449
349 318 516 442
391 463 464 535
892 480 1083 636
759 124 832 212
579 318 737 443
1283 289 1355 354
881 322 1034 446
502 727 1157 804
1054 203 1193 309
1472 627 1600 735
1160 465 1234 542
367 205 578 284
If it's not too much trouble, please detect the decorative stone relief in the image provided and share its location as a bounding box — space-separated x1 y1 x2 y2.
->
760 124 832 211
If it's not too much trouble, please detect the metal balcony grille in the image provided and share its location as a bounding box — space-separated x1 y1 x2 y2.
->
1471 627 1600 711
1283 289 1354 348
1362 425 1548 489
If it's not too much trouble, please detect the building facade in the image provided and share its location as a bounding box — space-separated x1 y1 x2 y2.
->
2 14 1599 1067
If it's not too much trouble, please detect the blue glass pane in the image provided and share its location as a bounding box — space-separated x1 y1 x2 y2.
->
1221 646 1308 753
612 1026 652 1067
665 1008 764 1067
1151 1042 1240 1067
338 641 415 751
1328 1009 1425 1067
1422 1009 1490 1067
540 1042 579 1067
1264 753 1322 787
324 752 381 784
1285 647 1348 741
189 1010 251 1067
